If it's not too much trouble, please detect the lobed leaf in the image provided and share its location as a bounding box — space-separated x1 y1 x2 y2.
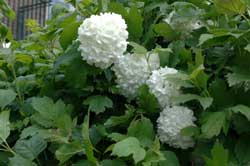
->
112 137 146 164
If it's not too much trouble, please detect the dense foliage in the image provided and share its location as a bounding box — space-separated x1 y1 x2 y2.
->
1 0 250 165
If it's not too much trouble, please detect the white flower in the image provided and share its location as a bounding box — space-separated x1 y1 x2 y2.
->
146 66 180 108
2 42 11 48
157 106 196 149
112 53 159 99
78 12 128 69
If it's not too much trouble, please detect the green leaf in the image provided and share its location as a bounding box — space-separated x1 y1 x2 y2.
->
109 4 143 40
172 94 213 110
72 160 92 166
64 55 100 89
0 48 15 64
153 47 173 67
15 54 33 64
82 113 98 165
104 106 135 127
232 114 250 134
205 141 229 166
14 135 47 161
129 42 147 54
235 135 250 164
201 112 226 139
137 85 158 113
241 0 250 6
127 117 155 147
56 141 85 164
54 41 80 68
0 151 10 164
244 44 250 53
194 49 205 67
15 75 37 95
32 97 61 118
180 126 200 137
231 105 250 121
214 0 246 15
31 96 71 127
55 42 100 89
89 125 107 145
153 23 177 40
0 110 10 143
0 89 16 109
82 0 92 6
126 7 143 39
226 67 250 88
56 113 74 135
100 159 126 166
189 65 209 90
9 154 37 166
108 133 127 142
143 151 164 166
30 128 68 143
142 139 166 166
198 30 241 47
112 137 146 164
199 34 214 46
0 23 8 39
157 151 180 166
20 126 43 139
108 2 128 18
209 79 234 108
0 0 15 20
0 151 11 165
59 21 81 50
84 95 113 114
30 114 53 128
50 4 67 17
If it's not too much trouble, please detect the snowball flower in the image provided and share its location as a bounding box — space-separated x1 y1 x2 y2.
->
146 66 180 108
78 13 128 69
112 53 159 99
157 106 196 149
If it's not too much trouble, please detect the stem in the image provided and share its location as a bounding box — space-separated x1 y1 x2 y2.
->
190 78 210 98
10 65 23 104
36 158 42 166
0 39 3 49
0 148 9 152
3 140 16 155
241 14 250 27
230 0 249 25
204 89 211 97
0 138 16 155
0 143 9 150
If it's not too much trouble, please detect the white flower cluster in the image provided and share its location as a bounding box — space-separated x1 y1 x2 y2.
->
77 12 197 150
112 53 159 99
78 13 128 69
146 66 180 108
157 106 196 149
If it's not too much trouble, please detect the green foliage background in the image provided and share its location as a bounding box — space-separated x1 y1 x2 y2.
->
1 0 250 165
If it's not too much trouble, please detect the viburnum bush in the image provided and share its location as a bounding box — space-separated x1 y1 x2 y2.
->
1 0 250 165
